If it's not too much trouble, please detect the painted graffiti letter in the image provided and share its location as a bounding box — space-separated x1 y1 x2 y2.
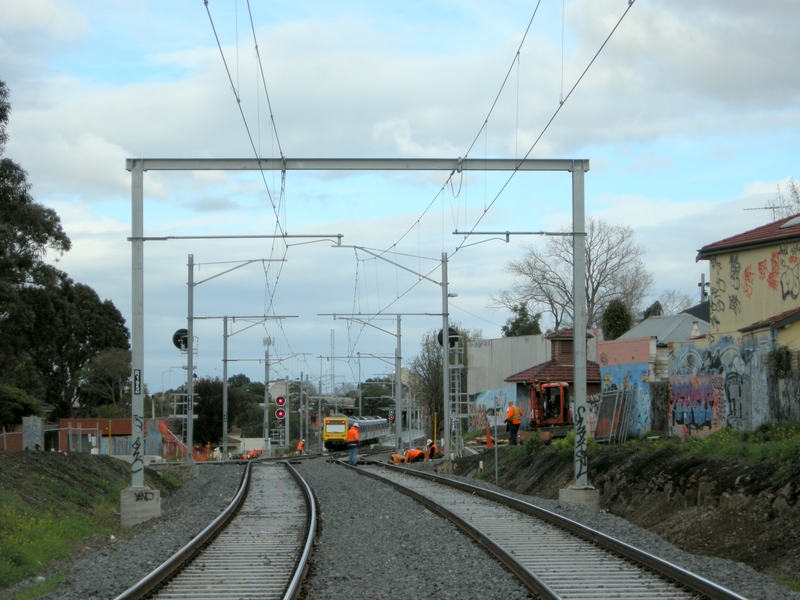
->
574 406 588 480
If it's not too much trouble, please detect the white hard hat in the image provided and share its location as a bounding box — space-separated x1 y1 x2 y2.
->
353 422 359 427
427 439 433 445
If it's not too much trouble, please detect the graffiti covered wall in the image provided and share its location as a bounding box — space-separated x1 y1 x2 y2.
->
597 337 655 437
669 334 771 437
468 386 519 431
707 244 800 336
600 364 649 436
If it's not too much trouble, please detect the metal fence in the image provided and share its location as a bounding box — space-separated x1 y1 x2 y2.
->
1 422 164 456
593 387 636 443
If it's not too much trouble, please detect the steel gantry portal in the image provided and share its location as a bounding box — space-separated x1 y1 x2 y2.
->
125 157 589 524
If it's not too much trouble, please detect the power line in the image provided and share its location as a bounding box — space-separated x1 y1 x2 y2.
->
454 0 638 253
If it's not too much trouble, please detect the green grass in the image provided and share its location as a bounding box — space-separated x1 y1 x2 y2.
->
0 490 115 589
158 469 184 488
777 578 800 592
4 571 69 600
461 429 484 443
0 455 181 594
681 423 800 460
610 423 800 489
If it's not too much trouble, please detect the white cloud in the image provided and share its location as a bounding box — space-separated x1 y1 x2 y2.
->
6 1 800 390
0 0 87 40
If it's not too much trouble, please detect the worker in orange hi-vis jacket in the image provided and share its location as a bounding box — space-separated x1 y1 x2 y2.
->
506 401 523 446
346 422 360 465
297 439 305 455
424 439 438 460
404 447 425 463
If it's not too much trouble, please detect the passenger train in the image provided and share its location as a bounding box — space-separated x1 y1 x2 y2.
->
322 414 390 451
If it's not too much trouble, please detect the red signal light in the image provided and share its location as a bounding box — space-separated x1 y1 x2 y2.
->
275 396 286 406
275 408 286 419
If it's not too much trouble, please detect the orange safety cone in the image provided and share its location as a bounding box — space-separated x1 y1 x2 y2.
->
485 424 494 448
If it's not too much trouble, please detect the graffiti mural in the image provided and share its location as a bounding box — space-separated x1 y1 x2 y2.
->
468 386 517 431
670 334 770 436
780 257 800 300
669 375 722 434
599 364 649 436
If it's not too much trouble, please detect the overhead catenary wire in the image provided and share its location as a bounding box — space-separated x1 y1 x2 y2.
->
454 0 638 253
204 0 283 228
341 2 550 349
345 2 637 357
206 1 316 382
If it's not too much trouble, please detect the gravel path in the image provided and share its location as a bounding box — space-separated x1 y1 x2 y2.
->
22 456 800 600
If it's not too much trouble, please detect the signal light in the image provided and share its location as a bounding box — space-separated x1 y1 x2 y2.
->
275 395 286 406
276 408 286 420
388 414 394 421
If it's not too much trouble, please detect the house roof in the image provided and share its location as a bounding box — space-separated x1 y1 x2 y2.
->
681 301 710 323
505 359 601 383
545 328 593 340
696 213 800 260
38 400 55 412
739 305 800 333
618 313 709 344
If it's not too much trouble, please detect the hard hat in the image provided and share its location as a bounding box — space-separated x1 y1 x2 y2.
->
353 422 359 427
427 439 433 445
301 439 305 442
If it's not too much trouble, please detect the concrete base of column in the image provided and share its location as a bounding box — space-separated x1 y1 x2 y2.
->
559 484 600 513
120 486 161 528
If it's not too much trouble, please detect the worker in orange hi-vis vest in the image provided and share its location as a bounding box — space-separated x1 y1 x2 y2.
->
404 447 425 463
297 439 305 455
506 401 523 446
424 439 438 460
346 422 360 465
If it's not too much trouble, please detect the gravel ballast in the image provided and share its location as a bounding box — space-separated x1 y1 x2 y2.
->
28 456 800 600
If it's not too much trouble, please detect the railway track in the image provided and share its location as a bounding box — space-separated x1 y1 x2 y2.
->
355 460 748 600
115 461 316 600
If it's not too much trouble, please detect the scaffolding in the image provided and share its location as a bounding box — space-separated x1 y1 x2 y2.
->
449 340 469 456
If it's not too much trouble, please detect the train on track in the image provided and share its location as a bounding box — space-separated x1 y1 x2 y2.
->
322 414 390 451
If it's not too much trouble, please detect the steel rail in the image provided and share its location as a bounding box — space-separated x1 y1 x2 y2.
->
115 461 317 600
357 460 748 600
344 459 560 599
114 462 253 600
282 461 317 600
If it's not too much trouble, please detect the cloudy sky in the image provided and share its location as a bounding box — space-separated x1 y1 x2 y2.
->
2 1 799 395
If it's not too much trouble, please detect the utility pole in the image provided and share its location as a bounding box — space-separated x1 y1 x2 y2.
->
263 342 270 455
442 252 450 461
186 254 195 465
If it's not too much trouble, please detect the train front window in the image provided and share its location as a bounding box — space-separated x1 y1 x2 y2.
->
327 421 347 434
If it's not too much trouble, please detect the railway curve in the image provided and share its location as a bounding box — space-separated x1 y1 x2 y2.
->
354 459 748 600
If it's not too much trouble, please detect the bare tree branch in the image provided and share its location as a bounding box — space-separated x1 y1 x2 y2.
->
491 216 654 329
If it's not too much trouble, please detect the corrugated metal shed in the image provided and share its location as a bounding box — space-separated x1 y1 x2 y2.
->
618 314 709 344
